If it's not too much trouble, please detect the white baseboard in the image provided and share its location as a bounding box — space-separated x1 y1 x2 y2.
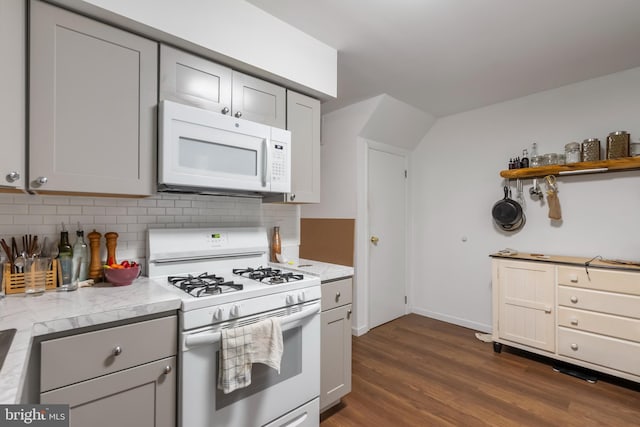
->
352 325 369 336
411 308 492 333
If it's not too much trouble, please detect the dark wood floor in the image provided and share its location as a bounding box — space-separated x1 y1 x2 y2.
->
320 314 640 426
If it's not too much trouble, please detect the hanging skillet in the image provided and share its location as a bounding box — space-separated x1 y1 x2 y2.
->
492 186 524 231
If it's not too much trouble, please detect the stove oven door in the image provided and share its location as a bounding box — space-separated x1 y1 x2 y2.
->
180 302 320 427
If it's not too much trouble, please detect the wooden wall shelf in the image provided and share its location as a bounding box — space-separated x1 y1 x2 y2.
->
500 157 640 179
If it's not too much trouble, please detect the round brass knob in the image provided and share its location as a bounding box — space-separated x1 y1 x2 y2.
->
370 236 379 244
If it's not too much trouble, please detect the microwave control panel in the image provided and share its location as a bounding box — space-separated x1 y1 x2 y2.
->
270 129 291 193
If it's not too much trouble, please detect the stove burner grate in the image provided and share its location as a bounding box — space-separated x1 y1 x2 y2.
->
168 273 243 297
233 267 304 285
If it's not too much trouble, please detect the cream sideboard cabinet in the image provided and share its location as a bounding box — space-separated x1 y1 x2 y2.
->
0 0 25 191
40 315 177 427
320 277 353 411
29 0 157 196
160 45 286 129
492 255 640 383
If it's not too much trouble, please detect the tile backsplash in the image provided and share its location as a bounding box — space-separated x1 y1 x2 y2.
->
0 192 299 272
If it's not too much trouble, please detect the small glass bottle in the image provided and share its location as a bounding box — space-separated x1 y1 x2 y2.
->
520 149 529 168
58 223 74 291
565 142 581 164
72 226 89 284
271 226 282 263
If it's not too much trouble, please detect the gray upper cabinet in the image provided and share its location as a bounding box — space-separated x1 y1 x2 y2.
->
160 44 232 114
232 71 286 128
160 45 286 129
0 0 25 191
286 90 321 203
29 0 157 196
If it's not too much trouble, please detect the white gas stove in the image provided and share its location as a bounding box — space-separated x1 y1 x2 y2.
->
147 227 321 427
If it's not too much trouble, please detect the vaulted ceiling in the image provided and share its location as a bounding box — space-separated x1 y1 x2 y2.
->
246 0 640 117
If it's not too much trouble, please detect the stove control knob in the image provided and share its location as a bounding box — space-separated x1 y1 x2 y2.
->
230 305 240 317
212 308 224 321
286 294 295 305
298 291 306 303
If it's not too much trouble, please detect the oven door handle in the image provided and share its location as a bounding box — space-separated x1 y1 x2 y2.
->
184 303 320 349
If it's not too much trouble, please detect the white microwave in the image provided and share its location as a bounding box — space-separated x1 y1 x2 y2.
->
158 100 291 196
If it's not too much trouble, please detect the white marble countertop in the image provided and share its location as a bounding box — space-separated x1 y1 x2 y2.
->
0 278 182 404
272 258 354 282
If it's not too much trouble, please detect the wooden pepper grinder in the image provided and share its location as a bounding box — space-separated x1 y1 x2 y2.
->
104 232 119 266
88 229 102 281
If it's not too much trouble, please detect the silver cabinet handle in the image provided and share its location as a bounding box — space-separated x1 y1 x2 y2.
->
570 343 578 351
221 107 230 115
163 365 172 375
570 296 578 304
347 309 352 319
290 193 296 201
34 176 48 186
234 111 242 118
261 138 268 187
113 346 122 356
335 291 341 302
6 171 20 183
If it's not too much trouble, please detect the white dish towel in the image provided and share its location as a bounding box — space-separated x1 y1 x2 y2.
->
218 318 283 394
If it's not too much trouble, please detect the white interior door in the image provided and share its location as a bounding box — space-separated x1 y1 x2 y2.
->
368 146 406 329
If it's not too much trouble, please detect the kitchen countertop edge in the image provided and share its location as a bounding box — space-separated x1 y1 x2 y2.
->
272 258 354 282
490 252 640 272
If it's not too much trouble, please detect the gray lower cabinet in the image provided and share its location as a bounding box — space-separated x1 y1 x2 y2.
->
29 0 157 196
39 315 177 427
160 44 286 128
0 0 25 191
320 277 352 411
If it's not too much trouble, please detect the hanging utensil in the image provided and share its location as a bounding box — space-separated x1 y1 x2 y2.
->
529 177 543 200
544 175 562 220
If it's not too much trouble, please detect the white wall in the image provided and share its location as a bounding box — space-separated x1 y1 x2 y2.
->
53 0 337 99
410 66 640 332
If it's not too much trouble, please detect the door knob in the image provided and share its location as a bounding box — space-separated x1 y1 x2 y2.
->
370 236 379 244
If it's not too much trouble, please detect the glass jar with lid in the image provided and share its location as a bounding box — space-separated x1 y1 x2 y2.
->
565 142 581 164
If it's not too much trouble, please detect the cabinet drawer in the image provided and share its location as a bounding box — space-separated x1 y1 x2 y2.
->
321 278 353 311
41 315 177 392
558 327 640 376
558 307 640 343
557 266 640 296
558 286 640 319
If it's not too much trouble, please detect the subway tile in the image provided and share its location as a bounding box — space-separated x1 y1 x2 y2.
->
0 205 28 215
68 216 95 226
93 198 120 206
94 215 117 224
127 224 148 232
147 207 166 215
175 200 191 208
29 205 58 215
82 206 106 215
160 193 181 200
166 208 182 215
15 215 45 225
157 216 176 223
105 207 127 216
136 216 157 224
0 195 14 203
0 225 27 235
103 224 128 233
156 200 175 208
57 206 83 215
68 197 95 206
43 215 69 225
116 216 138 224
183 208 199 215
127 207 147 216
0 215 13 224
116 199 138 207
137 199 157 207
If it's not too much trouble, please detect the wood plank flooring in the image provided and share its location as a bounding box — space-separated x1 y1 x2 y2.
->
320 314 640 426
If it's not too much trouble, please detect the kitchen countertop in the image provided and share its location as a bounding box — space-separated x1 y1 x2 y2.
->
273 258 354 282
490 252 640 272
0 278 182 404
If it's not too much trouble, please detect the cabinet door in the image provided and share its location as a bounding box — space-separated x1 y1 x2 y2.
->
29 0 157 196
286 91 321 203
232 71 286 128
41 356 176 427
0 0 25 190
496 260 555 352
159 44 232 114
320 304 352 411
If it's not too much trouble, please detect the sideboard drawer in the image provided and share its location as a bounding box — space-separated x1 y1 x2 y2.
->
321 278 353 311
558 307 640 343
558 327 640 376
558 286 640 319
557 266 640 296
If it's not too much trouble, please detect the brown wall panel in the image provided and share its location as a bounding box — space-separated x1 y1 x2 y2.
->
300 218 355 267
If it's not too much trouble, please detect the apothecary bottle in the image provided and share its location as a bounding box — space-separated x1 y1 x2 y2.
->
72 228 89 283
58 229 73 287
565 142 581 164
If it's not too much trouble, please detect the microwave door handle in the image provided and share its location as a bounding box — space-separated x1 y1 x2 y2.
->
183 303 320 349
261 138 268 188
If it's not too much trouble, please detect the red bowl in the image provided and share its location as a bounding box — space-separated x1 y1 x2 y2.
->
104 265 141 286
